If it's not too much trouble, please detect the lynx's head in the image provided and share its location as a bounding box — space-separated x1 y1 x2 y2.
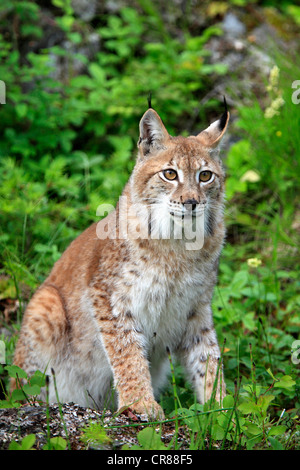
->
128 104 229 248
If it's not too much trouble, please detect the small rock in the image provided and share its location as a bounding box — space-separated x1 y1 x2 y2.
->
222 12 246 38
71 0 97 22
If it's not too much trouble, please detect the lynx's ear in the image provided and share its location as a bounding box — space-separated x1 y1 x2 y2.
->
196 99 230 148
138 108 170 157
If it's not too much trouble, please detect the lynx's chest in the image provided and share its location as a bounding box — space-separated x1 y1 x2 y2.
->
113 248 214 350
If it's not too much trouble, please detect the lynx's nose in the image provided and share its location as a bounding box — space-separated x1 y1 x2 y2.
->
183 198 199 211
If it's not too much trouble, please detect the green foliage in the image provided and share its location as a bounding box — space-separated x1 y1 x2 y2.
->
0 365 46 408
8 432 67 450
162 363 298 450
9 434 36 450
42 436 68 450
225 61 300 251
80 422 111 449
210 57 300 449
0 0 227 287
122 426 169 450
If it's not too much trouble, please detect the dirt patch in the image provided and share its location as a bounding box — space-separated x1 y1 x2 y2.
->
0 402 190 450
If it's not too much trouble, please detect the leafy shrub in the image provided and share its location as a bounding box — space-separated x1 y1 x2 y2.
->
0 0 227 286
225 60 300 253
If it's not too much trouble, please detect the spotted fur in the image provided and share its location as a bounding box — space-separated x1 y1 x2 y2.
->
12 107 229 418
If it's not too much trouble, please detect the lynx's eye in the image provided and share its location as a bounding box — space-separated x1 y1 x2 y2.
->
199 170 213 182
163 169 177 181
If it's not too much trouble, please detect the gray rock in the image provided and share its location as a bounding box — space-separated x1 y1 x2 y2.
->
0 402 189 450
222 12 246 38
71 0 97 22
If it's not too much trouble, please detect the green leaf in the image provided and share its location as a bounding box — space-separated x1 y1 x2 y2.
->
268 425 287 437
21 434 36 450
0 399 21 409
222 395 234 409
266 368 277 381
5 365 27 380
8 441 22 450
137 427 166 450
246 423 262 436
11 388 27 402
242 312 257 331
88 63 105 83
268 437 284 450
16 103 28 118
257 395 275 413
49 436 67 450
0 277 17 300
9 434 36 450
274 375 296 390
22 383 41 396
30 370 46 388
238 401 257 414
211 423 224 440
246 435 262 450
230 270 248 291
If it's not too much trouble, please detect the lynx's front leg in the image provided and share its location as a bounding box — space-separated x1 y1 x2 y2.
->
92 293 164 419
178 304 226 404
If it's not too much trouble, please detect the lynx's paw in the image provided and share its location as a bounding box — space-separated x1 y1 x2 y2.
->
204 357 226 404
119 399 165 421
206 380 226 405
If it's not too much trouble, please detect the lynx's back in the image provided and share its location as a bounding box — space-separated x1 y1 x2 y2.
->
13 105 229 418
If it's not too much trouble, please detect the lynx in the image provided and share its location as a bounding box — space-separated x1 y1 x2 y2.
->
12 103 229 419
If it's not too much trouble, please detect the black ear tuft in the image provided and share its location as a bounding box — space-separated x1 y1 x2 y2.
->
147 91 152 109
138 108 170 156
219 96 229 131
197 96 229 148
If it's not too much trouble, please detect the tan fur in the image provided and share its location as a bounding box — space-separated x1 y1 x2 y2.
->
13 107 229 418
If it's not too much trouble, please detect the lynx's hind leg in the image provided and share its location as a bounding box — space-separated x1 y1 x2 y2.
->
12 284 69 392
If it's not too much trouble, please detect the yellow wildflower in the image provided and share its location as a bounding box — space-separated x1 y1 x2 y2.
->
264 96 285 118
247 258 262 268
240 170 260 183
269 65 280 89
